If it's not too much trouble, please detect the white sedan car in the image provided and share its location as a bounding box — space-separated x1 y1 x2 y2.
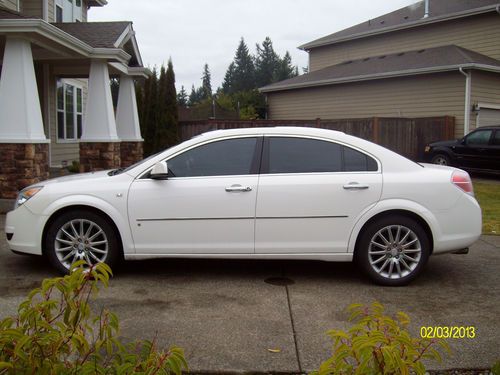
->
5 127 481 286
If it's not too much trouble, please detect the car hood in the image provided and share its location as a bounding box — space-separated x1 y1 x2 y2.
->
429 139 459 147
37 170 113 186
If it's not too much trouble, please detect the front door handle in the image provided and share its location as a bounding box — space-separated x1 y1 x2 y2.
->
343 182 369 190
225 185 252 192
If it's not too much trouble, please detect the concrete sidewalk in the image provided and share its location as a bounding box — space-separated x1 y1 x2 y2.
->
1 214 499 373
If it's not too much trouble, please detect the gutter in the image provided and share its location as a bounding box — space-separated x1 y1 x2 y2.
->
459 67 471 136
0 19 131 64
299 5 500 50
259 63 500 93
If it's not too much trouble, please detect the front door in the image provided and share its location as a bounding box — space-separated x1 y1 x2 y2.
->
455 128 493 169
255 136 383 254
128 137 262 254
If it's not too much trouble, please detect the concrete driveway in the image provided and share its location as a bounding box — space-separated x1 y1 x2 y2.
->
1 214 499 374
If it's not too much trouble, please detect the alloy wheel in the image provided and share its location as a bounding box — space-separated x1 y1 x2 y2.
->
368 225 422 280
54 219 109 269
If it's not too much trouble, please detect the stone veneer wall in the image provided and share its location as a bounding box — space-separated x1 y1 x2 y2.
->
0 143 49 199
120 141 144 168
79 142 121 173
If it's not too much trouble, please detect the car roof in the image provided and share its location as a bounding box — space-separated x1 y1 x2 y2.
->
196 126 346 139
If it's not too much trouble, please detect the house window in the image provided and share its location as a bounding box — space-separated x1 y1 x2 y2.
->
55 0 82 22
57 81 83 141
56 5 63 22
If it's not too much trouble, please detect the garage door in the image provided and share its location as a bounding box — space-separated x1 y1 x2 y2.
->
478 108 500 127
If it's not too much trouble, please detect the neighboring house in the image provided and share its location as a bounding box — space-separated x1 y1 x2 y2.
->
0 0 148 199
260 0 500 139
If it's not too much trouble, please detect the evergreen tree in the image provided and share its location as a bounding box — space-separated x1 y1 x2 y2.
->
274 51 298 82
222 62 235 94
177 85 188 107
154 59 179 152
141 66 158 156
188 84 198 106
201 63 212 100
230 38 255 93
255 37 279 87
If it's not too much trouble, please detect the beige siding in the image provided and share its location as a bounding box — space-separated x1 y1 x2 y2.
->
21 0 42 18
0 0 19 11
267 72 467 138
309 13 500 71
470 71 500 130
47 0 54 21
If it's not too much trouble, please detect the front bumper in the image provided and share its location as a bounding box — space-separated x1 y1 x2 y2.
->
5 205 47 256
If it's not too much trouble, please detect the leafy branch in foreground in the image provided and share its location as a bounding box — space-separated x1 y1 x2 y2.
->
310 302 451 375
0 261 187 374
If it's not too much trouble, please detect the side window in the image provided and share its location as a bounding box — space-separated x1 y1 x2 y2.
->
267 137 342 173
167 137 258 177
343 146 378 172
492 131 500 146
466 130 492 145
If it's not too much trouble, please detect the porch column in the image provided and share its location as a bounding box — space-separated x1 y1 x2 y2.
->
80 59 121 172
116 75 143 167
0 37 49 199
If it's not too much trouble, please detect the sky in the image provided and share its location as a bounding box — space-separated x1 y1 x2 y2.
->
89 0 417 92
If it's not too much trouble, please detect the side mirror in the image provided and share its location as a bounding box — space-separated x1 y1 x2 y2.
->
150 161 169 180
461 137 467 145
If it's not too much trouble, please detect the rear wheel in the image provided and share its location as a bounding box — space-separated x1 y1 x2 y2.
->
431 154 451 166
45 210 120 274
356 215 430 286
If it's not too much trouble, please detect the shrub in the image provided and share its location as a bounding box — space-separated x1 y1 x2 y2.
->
67 160 80 173
310 302 450 375
0 261 187 374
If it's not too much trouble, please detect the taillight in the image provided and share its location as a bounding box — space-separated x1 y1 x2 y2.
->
452 170 474 196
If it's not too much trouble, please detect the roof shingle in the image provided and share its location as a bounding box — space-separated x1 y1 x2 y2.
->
260 45 500 92
52 21 131 49
301 0 500 49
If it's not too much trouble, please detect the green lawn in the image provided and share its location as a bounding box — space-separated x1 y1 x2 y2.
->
473 181 500 235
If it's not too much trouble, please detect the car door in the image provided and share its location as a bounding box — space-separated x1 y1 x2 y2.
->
128 136 262 254
454 129 493 169
255 136 382 254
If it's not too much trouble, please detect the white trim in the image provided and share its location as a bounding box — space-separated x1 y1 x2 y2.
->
0 139 50 144
56 79 84 142
476 102 500 110
113 24 132 48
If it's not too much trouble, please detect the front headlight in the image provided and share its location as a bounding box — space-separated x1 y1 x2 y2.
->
424 145 431 153
15 186 43 209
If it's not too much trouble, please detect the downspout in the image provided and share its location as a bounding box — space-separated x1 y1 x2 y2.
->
42 0 49 21
459 67 471 136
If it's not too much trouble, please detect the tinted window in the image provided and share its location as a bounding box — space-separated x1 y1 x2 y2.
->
493 131 500 146
168 137 257 177
344 146 378 172
268 137 342 173
466 130 492 145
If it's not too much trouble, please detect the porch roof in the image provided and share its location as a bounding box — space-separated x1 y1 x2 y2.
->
0 13 147 76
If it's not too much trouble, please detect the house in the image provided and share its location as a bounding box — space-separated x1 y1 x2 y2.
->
0 0 148 199
260 0 500 139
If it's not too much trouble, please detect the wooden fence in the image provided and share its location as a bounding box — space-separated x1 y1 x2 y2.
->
179 116 455 161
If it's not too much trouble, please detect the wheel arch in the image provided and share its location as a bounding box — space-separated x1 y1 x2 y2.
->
430 148 455 163
41 204 125 259
351 208 435 257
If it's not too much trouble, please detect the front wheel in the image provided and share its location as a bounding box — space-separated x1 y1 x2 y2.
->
45 210 120 274
356 215 430 286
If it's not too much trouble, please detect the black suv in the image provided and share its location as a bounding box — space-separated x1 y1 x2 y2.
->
424 126 500 174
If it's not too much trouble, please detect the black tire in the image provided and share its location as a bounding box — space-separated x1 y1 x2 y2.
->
431 153 451 166
45 209 120 274
355 215 430 286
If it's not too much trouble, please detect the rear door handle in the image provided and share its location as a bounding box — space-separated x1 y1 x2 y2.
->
225 185 252 192
343 182 369 190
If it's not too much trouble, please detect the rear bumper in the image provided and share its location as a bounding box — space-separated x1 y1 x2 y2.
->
5 205 47 256
432 193 482 254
